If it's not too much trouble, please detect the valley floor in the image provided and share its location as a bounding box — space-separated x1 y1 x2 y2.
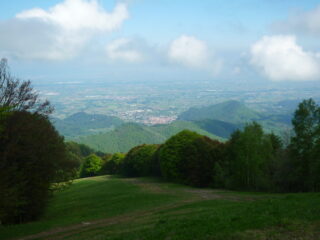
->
1 176 320 240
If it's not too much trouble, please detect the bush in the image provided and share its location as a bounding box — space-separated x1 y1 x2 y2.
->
122 144 159 177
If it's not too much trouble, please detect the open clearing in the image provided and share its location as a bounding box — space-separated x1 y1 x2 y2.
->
1 176 320 240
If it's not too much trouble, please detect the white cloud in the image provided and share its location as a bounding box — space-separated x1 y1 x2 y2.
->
16 0 128 32
273 5 320 36
106 38 144 62
0 0 129 60
168 35 222 74
250 35 320 81
168 35 208 68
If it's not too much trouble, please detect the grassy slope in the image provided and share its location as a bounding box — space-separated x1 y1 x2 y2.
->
1 176 320 240
74 121 222 153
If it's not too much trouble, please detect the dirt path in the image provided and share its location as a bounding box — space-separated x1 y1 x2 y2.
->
123 178 257 201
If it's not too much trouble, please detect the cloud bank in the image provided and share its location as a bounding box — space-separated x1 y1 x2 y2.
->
0 0 129 60
250 35 320 81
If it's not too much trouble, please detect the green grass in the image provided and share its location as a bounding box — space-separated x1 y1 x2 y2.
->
1 176 320 240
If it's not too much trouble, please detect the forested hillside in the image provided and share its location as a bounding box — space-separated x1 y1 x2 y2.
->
179 100 292 134
193 119 240 138
178 100 262 123
75 121 221 153
52 112 123 137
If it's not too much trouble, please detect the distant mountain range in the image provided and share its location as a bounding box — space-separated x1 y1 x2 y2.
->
52 100 293 153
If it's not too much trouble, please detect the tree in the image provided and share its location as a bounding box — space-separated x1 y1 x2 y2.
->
122 144 159 177
183 136 225 187
0 111 76 224
158 130 201 183
80 154 103 178
100 153 125 175
289 98 320 191
0 58 52 115
0 60 77 225
157 130 225 187
226 122 280 191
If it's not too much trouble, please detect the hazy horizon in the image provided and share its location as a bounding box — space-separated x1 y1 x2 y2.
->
1 0 320 86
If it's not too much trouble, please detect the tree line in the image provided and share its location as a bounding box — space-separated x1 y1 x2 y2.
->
86 98 320 193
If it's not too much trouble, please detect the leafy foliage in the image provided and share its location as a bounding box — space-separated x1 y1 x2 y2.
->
122 144 159 177
225 122 281 191
157 130 201 183
157 130 226 187
66 141 104 158
184 136 226 187
0 111 78 224
0 60 80 225
80 154 103 178
288 99 320 191
100 153 125 175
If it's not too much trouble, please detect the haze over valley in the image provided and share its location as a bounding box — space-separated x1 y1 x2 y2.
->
1 1 320 239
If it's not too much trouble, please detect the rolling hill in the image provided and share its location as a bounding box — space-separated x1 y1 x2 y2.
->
178 100 262 123
179 100 292 134
74 121 222 153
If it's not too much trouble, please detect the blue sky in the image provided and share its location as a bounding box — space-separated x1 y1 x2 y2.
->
1 0 320 83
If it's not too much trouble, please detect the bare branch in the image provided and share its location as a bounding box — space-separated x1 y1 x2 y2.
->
0 58 53 116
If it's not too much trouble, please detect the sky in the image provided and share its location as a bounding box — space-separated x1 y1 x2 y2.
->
1 0 320 84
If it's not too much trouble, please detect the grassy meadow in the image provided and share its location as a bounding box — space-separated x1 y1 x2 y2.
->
1 176 320 240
